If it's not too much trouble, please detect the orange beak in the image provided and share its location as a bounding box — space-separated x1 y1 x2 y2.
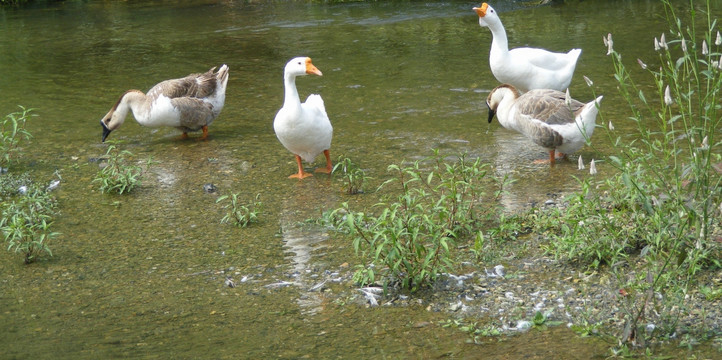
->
473 3 488 17
305 57 323 76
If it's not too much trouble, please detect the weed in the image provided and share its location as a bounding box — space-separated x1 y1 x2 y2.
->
326 150 500 291
1 185 60 264
531 310 563 331
332 156 368 195
0 172 32 198
541 0 721 349
217 193 262 228
699 286 722 301
93 143 150 194
0 106 33 169
441 319 503 344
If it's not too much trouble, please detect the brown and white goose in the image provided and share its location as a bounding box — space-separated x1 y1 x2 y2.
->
486 84 603 165
100 65 229 142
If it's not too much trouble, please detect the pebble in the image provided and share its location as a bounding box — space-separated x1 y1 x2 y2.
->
203 183 217 193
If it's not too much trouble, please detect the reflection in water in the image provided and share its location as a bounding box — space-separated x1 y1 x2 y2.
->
278 183 337 316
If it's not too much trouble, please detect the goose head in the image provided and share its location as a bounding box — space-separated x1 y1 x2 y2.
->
486 84 520 123
100 90 137 142
284 57 323 78
473 3 499 28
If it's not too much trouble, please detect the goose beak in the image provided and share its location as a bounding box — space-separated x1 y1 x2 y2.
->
101 120 112 142
305 57 323 76
473 3 488 17
487 105 496 124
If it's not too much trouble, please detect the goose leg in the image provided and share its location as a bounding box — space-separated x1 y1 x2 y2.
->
180 132 190 140
289 155 313 179
532 150 557 165
314 149 332 174
200 125 209 140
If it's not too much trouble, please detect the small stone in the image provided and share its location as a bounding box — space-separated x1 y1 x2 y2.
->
203 183 217 193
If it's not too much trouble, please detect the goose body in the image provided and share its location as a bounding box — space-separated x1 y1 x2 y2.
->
473 3 581 92
100 65 229 142
274 57 333 179
486 84 603 165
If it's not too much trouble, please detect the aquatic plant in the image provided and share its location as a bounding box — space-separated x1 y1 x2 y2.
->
0 106 33 169
217 193 262 228
326 151 499 291
1 185 59 264
332 156 368 195
543 0 721 350
0 172 32 199
93 144 150 194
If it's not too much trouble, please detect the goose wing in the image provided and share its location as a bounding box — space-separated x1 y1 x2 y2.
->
147 67 219 100
516 89 584 126
171 97 214 130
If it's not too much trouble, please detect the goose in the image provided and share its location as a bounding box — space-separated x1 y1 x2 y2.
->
274 57 333 179
100 65 229 142
473 3 581 92
486 84 603 165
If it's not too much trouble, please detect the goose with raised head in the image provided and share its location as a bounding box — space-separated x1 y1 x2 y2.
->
274 57 333 179
486 84 603 165
473 3 581 92
100 65 229 142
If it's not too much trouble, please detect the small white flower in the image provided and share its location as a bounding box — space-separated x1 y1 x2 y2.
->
718 55 722 70
583 75 593 87
606 33 614 55
589 159 597 175
702 40 708 55
565 88 572 107
681 39 687 53
664 85 673 105
713 60 720 69
701 135 708 148
578 155 585 170
654 37 660 51
716 31 722 46
660 33 668 49
608 121 615 131
637 58 647 69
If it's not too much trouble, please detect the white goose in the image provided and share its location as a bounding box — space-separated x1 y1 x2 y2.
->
486 84 603 165
274 57 333 179
473 3 581 92
100 65 229 142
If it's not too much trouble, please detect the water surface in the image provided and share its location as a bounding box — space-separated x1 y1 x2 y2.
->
1 0 718 358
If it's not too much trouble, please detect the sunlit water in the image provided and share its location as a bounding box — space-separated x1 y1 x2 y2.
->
1 0 719 358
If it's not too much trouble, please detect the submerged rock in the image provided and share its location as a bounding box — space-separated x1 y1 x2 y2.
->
203 183 217 193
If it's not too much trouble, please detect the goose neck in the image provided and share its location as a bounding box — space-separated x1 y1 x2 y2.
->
283 74 302 109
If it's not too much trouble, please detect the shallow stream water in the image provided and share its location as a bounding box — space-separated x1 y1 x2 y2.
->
1 0 720 358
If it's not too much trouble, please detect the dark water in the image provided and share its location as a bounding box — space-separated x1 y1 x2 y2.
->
1 0 719 358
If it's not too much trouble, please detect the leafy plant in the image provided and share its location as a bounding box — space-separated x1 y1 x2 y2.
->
441 319 502 344
93 143 150 194
1 186 59 264
531 310 562 331
326 150 500 291
217 193 262 228
0 106 33 169
332 156 368 195
699 286 722 301
0 172 32 199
